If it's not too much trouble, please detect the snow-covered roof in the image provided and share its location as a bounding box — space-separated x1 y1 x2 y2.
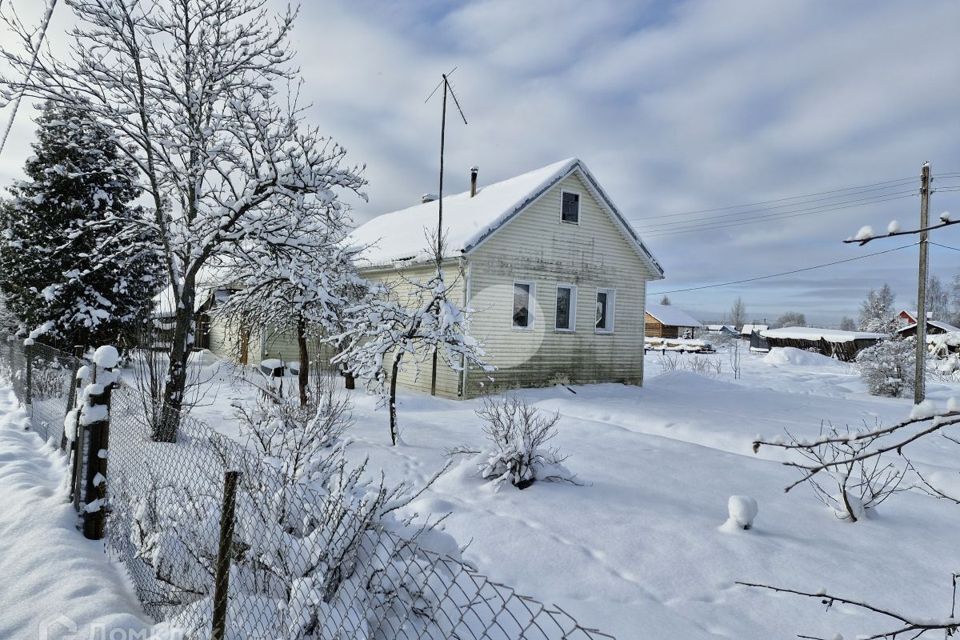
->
900 309 933 321
760 327 885 343
705 324 736 332
645 304 701 328
740 324 769 335
897 320 960 334
347 158 663 277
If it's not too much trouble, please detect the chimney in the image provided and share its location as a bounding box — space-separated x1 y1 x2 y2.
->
421 193 438 204
470 166 479 197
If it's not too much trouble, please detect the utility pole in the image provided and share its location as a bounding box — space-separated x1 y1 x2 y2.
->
914 162 931 403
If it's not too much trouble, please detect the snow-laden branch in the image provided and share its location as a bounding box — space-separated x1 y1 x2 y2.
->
845 212 956 245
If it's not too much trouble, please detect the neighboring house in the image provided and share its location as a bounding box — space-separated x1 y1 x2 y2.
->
740 323 769 338
705 324 738 337
897 319 960 338
346 157 664 399
644 304 702 339
898 309 933 326
755 327 884 361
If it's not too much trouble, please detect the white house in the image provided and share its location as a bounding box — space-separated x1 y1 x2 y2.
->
348 157 664 399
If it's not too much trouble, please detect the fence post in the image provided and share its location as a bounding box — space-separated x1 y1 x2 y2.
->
24 340 33 410
81 381 112 540
60 346 84 451
211 470 240 640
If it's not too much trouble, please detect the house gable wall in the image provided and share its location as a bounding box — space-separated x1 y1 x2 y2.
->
462 171 653 397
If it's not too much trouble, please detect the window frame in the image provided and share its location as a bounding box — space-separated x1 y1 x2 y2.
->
595 288 616 334
512 280 536 330
559 189 581 225
554 283 577 332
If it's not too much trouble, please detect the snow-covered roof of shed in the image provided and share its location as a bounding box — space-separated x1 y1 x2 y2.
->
347 158 663 276
740 324 769 335
897 320 960 334
645 304 701 328
761 327 885 343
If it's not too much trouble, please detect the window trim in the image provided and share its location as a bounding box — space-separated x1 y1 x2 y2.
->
595 288 616 334
559 189 581 225
512 280 535 330
554 283 577 332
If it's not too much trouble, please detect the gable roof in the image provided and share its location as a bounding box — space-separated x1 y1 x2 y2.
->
897 320 960 334
347 158 663 277
644 304 701 328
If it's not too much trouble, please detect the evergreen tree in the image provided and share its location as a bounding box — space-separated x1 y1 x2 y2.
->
0 100 161 348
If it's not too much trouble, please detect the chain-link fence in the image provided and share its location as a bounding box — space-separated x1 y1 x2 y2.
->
0 338 616 640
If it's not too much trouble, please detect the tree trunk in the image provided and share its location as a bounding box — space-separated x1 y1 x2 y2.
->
156 280 195 442
389 352 402 445
344 371 355 390
297 316 309 408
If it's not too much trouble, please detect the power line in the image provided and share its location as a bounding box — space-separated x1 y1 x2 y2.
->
634 175 917 222
634 189 917 234
640 192 917 239
930 242 960 253
648 242 918 296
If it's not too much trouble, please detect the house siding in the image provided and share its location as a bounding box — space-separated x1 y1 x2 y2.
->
461 172 655 398
361 261 467 399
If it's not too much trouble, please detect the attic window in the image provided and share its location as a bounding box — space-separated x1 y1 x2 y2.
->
561 191 580 224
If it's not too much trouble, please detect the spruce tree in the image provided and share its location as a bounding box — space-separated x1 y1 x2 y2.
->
0 99 161 348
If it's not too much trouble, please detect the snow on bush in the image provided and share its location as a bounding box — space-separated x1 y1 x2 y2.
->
725 495 758 530
856 337 915 398
461 396 576 490
785 423 905 522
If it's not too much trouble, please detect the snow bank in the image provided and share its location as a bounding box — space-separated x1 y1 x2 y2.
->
762 347 843 367
0 389 159 638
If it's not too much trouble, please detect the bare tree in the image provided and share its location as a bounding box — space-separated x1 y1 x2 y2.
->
730 297 746 329
0 1 365 441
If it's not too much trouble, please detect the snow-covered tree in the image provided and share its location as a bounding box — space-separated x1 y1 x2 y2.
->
729 297 746 329
0 1 366 441
212 199 362 406
334 267 489 445
0 99 161 348
925 274 949 321
775 311 806 328
857 283 896 333
839 316 856 331
856 336 915 397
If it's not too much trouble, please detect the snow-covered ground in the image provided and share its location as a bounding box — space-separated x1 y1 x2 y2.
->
179 345 960 639
5 345 960 639
0 389 158 640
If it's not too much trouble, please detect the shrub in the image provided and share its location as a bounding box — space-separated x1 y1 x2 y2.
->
470 396 575 490
856 337 915 397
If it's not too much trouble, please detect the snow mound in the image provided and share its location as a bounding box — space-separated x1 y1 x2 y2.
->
762 347 842 367
93 345 120 368
724 495 758 531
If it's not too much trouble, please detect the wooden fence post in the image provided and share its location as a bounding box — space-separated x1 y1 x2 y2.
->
24 340 33 409
211 470 241 640
81 382 112 540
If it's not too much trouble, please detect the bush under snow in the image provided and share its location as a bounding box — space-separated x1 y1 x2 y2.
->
463 396 576 490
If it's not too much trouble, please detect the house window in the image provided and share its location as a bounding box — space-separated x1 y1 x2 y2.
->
555 284 577 331
561 191 580 224
596 288 615 332
513 282 534 328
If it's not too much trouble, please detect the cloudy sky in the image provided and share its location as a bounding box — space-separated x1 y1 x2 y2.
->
1 0 959 325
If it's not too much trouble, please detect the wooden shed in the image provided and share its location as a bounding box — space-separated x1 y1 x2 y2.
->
644 304 702 339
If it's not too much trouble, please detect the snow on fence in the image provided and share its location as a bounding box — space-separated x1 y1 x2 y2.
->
0 338 616 640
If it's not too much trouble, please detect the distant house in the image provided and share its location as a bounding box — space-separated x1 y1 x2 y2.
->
898 309 933 326
756 327 884 361
339 157 664 399
897 319 960 338
705 324 738 337
644 304 702 339
740 323 769 338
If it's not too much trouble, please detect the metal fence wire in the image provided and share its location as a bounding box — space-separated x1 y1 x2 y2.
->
0 339 616 640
